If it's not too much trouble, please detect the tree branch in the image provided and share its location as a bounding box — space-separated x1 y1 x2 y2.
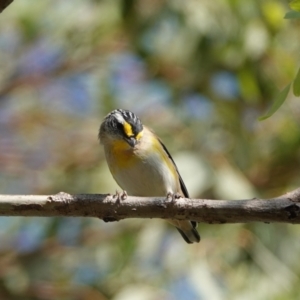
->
1 189 300 224
0 0 13 13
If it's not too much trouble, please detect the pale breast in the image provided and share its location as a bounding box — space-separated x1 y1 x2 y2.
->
105 146 179 197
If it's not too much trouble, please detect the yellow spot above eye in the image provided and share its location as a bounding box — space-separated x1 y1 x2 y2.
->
123 122 133 137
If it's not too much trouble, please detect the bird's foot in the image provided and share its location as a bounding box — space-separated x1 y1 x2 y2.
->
121 190 128 200
114 190 128 203
166 192 182 203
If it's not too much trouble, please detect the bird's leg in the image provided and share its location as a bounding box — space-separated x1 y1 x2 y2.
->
174 193 182 199
114 190 121 204
166 192 172 202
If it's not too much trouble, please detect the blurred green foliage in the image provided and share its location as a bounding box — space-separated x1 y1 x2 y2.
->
0 0 300 299
289 0 300 12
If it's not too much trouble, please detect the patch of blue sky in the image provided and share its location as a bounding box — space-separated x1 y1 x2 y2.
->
73 264 102 285
15 38 64 77
40 74 93 116
0 26 22 53
109 52 171 111
183 93 214 120
210 71 239 100
109 52 146 88
168 276 202 300
113 78 171 113
57 218 82 246
14 218 51 253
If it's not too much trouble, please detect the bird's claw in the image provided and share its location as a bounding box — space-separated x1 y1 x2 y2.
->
121 190 128 200
166 192 182 203
114 190 128 203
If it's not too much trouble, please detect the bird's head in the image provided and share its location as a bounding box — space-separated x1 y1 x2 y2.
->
99 109 144 148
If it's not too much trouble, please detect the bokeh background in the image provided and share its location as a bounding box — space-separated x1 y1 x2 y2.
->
1 0 300 299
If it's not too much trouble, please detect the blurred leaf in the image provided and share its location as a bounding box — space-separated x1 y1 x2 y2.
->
284 10 300 19
262 2 285 29
238 69 260 103
293 67 300 96
258 83 291 121
289 0 300 12
19 16 39 41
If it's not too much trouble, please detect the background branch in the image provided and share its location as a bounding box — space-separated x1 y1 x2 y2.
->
1 188 300 224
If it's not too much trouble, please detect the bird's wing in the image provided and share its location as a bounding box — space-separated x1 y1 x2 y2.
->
158 138 190 198
159 137 199 240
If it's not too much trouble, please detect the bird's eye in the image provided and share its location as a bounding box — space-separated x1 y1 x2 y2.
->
116 122 124 132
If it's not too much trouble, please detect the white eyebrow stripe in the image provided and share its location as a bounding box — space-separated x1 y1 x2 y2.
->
107 109 140 126
113 111 125 124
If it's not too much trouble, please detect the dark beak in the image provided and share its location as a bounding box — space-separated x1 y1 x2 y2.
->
125 136 137 147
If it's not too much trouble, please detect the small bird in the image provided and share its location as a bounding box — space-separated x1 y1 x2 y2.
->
99 109 200 244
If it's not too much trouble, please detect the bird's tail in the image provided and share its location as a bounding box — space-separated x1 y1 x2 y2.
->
168 220 200 244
